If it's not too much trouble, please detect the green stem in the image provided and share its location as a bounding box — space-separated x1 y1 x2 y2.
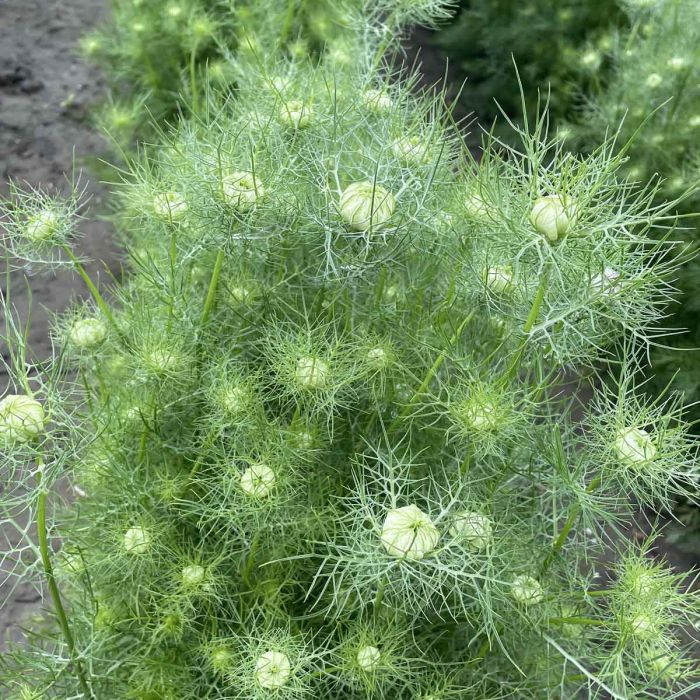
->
200 250 225 327
62 245 119 336
36 468 93 699
388 312 473 434
501 260 552 385
540 475 601 576
189 45 199 117
279 0 298 46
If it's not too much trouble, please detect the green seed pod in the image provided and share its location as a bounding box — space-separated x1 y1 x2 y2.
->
529 194 577 243
221 171 265 211
449 511 492 551
0 394 45 444
295 356 330 389
511 575 544 605
614 426 657 466
240 463 276 498
356 645 381 671
380 504 439 561
123 526 151 555
153 192 188 221
279 100 313 129
484 266 514 294
339 181 395 232
69 318 107 349
25 209 60 242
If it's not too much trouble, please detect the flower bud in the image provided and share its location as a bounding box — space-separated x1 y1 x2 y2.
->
363 88 393 113
529 195 577 243
629 612 657 638
153 192 187 221
449 511 492 551
0 394 45 443
339 181 395 232
645 73 663 88
255 650 291 689
356 645 381 671
367 347 389 369
181 564 206 587
590 267 621 295
279 100 313 129
392 135 430 164
614 426 657 466
240 463 276 498
667 56 688 71
511 575 544 605
69 318 107 349
457 397 499 432
381 504 440 561
464 191 489 219
295 356 330 389
123 526 151 555
210 645 234 674
221 171 265 211
25 209 60 242
484 266 514 294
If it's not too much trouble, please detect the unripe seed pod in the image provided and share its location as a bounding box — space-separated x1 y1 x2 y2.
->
279 100 313 129
381 504 440 561
511 575 544 605
69 318 107 349
449 511 492 551
240 463 276 498
459 397 499 432
484 266 514 294
339 181 395 232
667 56 688 71
464 192 489 219
181 564 206 587
153 192 187 221
0 394 45 443
295 356 330 389
123 526 151 555
221 172 265 211
529 195 577 243
255 650 291 689
25 209 60 242
614 426 657 466
356 645 381 671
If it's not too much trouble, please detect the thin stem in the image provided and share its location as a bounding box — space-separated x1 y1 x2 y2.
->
200 249 225 327
540 475 601 576
189 45 199 117
388 312 474 434
62 245 119 335
501 259 552 385
36 467 93 698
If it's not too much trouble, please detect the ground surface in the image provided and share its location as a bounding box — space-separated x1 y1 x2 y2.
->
0 0 116 650
0 0 697 675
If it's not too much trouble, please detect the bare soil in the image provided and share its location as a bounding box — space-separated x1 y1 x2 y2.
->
0 0 116 650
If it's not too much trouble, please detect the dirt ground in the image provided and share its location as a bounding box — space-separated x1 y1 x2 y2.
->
0 0 117 651
0 0 697 673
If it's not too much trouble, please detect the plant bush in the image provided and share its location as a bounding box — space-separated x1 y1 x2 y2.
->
2 1 699 698
437 0 625 128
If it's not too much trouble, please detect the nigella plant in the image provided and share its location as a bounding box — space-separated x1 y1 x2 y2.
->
1 1 698 699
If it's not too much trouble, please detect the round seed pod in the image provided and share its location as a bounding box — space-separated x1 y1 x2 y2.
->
380 504 440 561
529 194 577 243
0 394 45 444
339 181 395 232
240 463 276 498
614 426 657 466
